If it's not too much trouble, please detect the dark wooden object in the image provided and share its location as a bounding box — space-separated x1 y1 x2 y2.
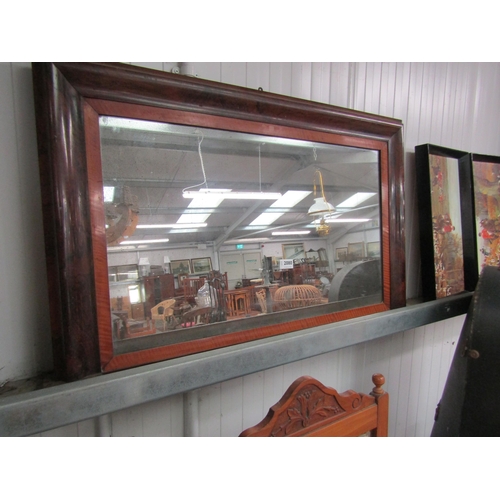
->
32 62 405 380
293 263 316 284
143 274 175 317
240 373 388 437
180 306 215 328
415 144 477 301
432 266 500 436
183 277 206 305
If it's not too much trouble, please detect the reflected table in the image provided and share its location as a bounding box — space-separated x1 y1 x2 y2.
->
224 289 252 317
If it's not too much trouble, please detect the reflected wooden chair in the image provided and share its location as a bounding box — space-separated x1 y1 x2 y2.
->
150 298 176 331
183 277 205 305
180 306 215 327
239 373 388 437
208 270 228 290
255 288 267 313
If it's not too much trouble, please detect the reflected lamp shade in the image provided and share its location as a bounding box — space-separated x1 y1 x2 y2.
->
163 255 171 273
308 197 335 216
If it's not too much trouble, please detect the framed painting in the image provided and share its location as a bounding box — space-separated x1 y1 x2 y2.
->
170 259 191 276
366 241 381 258
335 247 348 262
471 153 500 272
282 243 306 261
348 242 365 261
415 144 478 301
191 257 213 274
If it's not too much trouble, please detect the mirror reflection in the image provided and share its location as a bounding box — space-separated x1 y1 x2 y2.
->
100 117 381 341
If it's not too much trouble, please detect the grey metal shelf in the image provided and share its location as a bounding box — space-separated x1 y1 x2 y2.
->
0 293 471 436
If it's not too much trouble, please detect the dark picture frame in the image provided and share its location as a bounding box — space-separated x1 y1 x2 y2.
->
32 62 405 381
415 144 477 301
471 153 500 273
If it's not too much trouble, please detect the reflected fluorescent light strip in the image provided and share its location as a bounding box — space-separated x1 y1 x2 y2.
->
186 191 226 208
336 192 376 208
271 190 311 208
183 189 281 200
137 223 207 229
177 213 211 224
311 218 370 224
119 238 170 245
169 229 199 234
272 231 311 236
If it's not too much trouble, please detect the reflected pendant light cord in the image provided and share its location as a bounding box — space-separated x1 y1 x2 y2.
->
258 144 262 192
182 135 209 194
312 148 319 197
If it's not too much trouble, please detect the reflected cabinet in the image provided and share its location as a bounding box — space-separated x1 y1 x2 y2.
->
32 63 405 381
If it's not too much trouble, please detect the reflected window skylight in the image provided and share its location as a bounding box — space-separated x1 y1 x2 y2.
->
177 190 226 225
249 212 285 226
177 213 211 224
103 186 115 203
336 192 376 208
184 190 228 207
248 190 311 226
272 190 311 208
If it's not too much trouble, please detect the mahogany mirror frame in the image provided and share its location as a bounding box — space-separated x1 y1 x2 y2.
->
32 62 405 381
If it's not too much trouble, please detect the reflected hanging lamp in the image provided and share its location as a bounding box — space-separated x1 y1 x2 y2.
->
308 170 334 236
182 138 282 201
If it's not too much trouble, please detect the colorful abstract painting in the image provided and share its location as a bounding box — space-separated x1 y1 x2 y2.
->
429 154 465 298
472 161 500 271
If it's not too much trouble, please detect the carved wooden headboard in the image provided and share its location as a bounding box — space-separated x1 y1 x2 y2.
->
239 373 388 437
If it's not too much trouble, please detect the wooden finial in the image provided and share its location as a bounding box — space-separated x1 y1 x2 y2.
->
371 373 385 395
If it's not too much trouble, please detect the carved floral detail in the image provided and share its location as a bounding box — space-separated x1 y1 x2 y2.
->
271 386 345 436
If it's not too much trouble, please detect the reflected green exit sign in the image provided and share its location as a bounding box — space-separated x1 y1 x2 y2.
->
236 244 244 249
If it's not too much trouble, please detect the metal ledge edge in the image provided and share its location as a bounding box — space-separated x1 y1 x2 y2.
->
0 293 471 436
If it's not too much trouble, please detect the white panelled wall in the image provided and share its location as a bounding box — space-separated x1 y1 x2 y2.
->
1 62 500 436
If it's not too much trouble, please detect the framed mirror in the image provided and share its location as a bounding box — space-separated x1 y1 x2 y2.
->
32 63 405 381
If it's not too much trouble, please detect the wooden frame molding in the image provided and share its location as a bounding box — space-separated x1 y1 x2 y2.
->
32 62 405 381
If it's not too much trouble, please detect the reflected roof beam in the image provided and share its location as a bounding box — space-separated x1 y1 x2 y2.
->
327 207 380 245
101 137 303 162
102 178 370 193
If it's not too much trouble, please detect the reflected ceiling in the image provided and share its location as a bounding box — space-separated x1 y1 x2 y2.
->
99 117 380 250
